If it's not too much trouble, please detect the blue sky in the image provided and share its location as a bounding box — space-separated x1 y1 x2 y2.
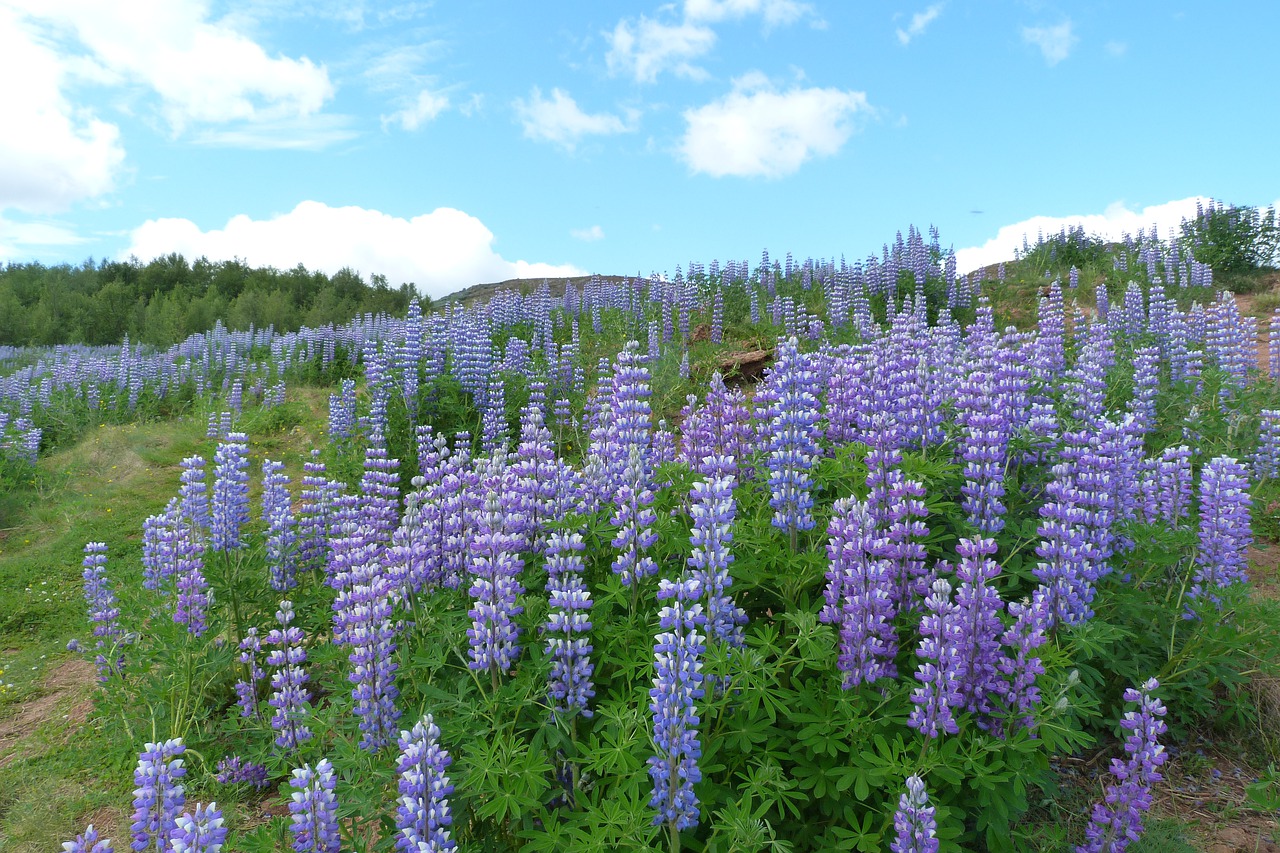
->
2 0 1278 299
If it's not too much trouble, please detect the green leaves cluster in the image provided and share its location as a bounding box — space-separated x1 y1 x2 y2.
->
1180 202 1280 276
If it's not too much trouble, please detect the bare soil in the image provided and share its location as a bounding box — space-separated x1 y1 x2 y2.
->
1146 545 1280 851
0 657 96 768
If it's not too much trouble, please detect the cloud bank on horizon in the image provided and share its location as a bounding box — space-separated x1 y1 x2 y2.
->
954 197 1206 274
2 1 1279 297
124 202 583 299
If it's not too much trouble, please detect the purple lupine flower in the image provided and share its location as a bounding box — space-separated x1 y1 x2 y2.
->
81 542 124 680
610 447 660 586
234 627 264 718
1036 280 1067 376
1204 292 1251 392
214 756 269 790
177 456 209 537
297 452 340 569
263 459 298 592
908 578 963 738
602 343 659 583
652 418 677 473
395 714 456 853
711 289 724 343
998 587 1049 734
821 498 896 688
1269 309 1280 379
1100 416 1146 535
131 738 186 852
545 530 595 718
1190 456 1252 605
467 491 525 683
509 395 561 549
172 515 209 638
1035 462 1100 628
266 601 313 751
689 474 747 649
890 775 940 853
167 802 227 853
1077 679 1168 853
864 422 904 524
878 469 930 610
1128 346 1159 437
437 435 479 590
288 759 341 853
1254 410 1280 480
957 373 1008 534
763 336 822 546
480 374 508 457
210 433 250 553
359 432 401 550
1068 325 1111 428
952 537 1006 727
1153 445 1193 527
1065 431 1118 580
679 373 754 481
141 506 179 593
335 556 401 751
649 576 706 832
63 825 114 853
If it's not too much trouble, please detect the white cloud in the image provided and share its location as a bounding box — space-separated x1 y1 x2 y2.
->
8 0 335 133
605 16 717 83
0 216 88 261
0 7 126 213
680 72 870 178
954 196 1215 273
896 4 943 45
571 225 605 242
382 88 450 131
1105 40 1128 57
514 88 635 151
123 201 583 299
606 0 813 83
1022 21 1077 66
684 0 812 28
191 114 358 150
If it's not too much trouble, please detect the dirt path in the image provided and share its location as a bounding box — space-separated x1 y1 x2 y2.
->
0 657 96 768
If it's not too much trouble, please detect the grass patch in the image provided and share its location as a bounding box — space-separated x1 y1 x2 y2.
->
0 385 332 850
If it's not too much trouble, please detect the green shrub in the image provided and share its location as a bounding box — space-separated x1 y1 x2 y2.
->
1180 201 1279 276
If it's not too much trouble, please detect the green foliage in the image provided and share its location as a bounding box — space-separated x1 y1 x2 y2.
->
1180 202 1280 277
1019 227 1112 277
0 256 421 348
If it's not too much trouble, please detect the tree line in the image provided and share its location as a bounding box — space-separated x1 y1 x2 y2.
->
0 254 421 348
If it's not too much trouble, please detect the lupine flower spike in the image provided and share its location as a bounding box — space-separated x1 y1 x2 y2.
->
891 775 940 853
1077 679 1168 853
130 738 186 852
288 759 341 853
395 714 456 852
167 802 227 853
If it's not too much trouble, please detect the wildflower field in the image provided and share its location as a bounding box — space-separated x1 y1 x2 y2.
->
2 208 1280 852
